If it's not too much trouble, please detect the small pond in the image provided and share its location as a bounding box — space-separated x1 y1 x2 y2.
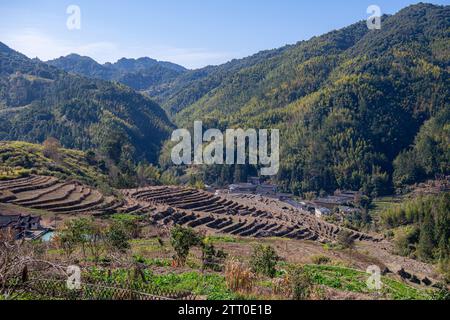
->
41 231 56 242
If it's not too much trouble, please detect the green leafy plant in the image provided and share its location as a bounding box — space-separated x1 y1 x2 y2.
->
201 240 228 272
250 245 280 278
286 265 313 300
337 230 355 250
106 221 132 253
170 225 202 267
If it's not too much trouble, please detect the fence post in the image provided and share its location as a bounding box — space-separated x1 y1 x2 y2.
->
21 265 28 283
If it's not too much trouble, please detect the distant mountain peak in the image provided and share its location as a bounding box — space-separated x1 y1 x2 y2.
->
113 56 186 73
52 53 98 62
46 53 187 91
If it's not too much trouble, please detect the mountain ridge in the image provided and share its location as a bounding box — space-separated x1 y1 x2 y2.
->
46 53 187 91
155 3 449 195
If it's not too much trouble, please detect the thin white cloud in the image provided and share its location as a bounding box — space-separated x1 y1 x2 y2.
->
2 29 118 61
1 29 236 69
138 45 235 69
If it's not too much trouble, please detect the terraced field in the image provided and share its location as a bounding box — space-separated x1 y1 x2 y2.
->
0 176 381 244
122 186 381 243
0 175 125 216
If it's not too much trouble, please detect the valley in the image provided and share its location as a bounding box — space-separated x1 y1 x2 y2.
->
0 3 448 301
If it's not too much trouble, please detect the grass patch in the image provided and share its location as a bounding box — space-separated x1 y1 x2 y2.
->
304 265 432 300
207 235 245 244
131 238 166 251
151 272 236 300
370 196 403 217
87 268 237 300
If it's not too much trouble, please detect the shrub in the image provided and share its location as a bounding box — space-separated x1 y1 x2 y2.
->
106 221 132 253
133 254 146 264
55 231 77 259
42 137 62 161
438 259 450 284
201 241 228 272
250 245 280 278
274 265 313 300
56 218 91 259
57 218 107 262
286 266 313 300
304 192 317 201
170 226 202 267
394 228 419 258
85 220 107 262
385 230 395 239
85 150 97 165
112 215 142 238
310 255 331 265
337 230 355 249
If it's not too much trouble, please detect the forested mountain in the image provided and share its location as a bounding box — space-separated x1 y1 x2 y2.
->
47 54 187 91
1 3 448 197
0 42 174 166
149 47 290 113
155 3 449 196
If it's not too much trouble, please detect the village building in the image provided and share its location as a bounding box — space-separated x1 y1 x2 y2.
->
256 183 277 196
0 214 48 240
338 206 361 215
315 207 332 218
277 193 292 201
229 183 257 194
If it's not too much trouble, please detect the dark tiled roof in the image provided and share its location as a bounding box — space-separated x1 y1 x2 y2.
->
0 214 41 229
0 215 21 228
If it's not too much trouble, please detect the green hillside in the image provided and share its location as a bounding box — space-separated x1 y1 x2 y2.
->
156 3 449 195
0 141 109 187
0 43 175 166
1 3 448 196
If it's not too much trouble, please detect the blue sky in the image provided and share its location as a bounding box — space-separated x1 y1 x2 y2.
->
1 0 448 68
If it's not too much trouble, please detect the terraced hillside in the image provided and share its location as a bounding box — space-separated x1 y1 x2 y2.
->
0 141 109 186
122 186 381 243
0 175 124 216
0 176 382 244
